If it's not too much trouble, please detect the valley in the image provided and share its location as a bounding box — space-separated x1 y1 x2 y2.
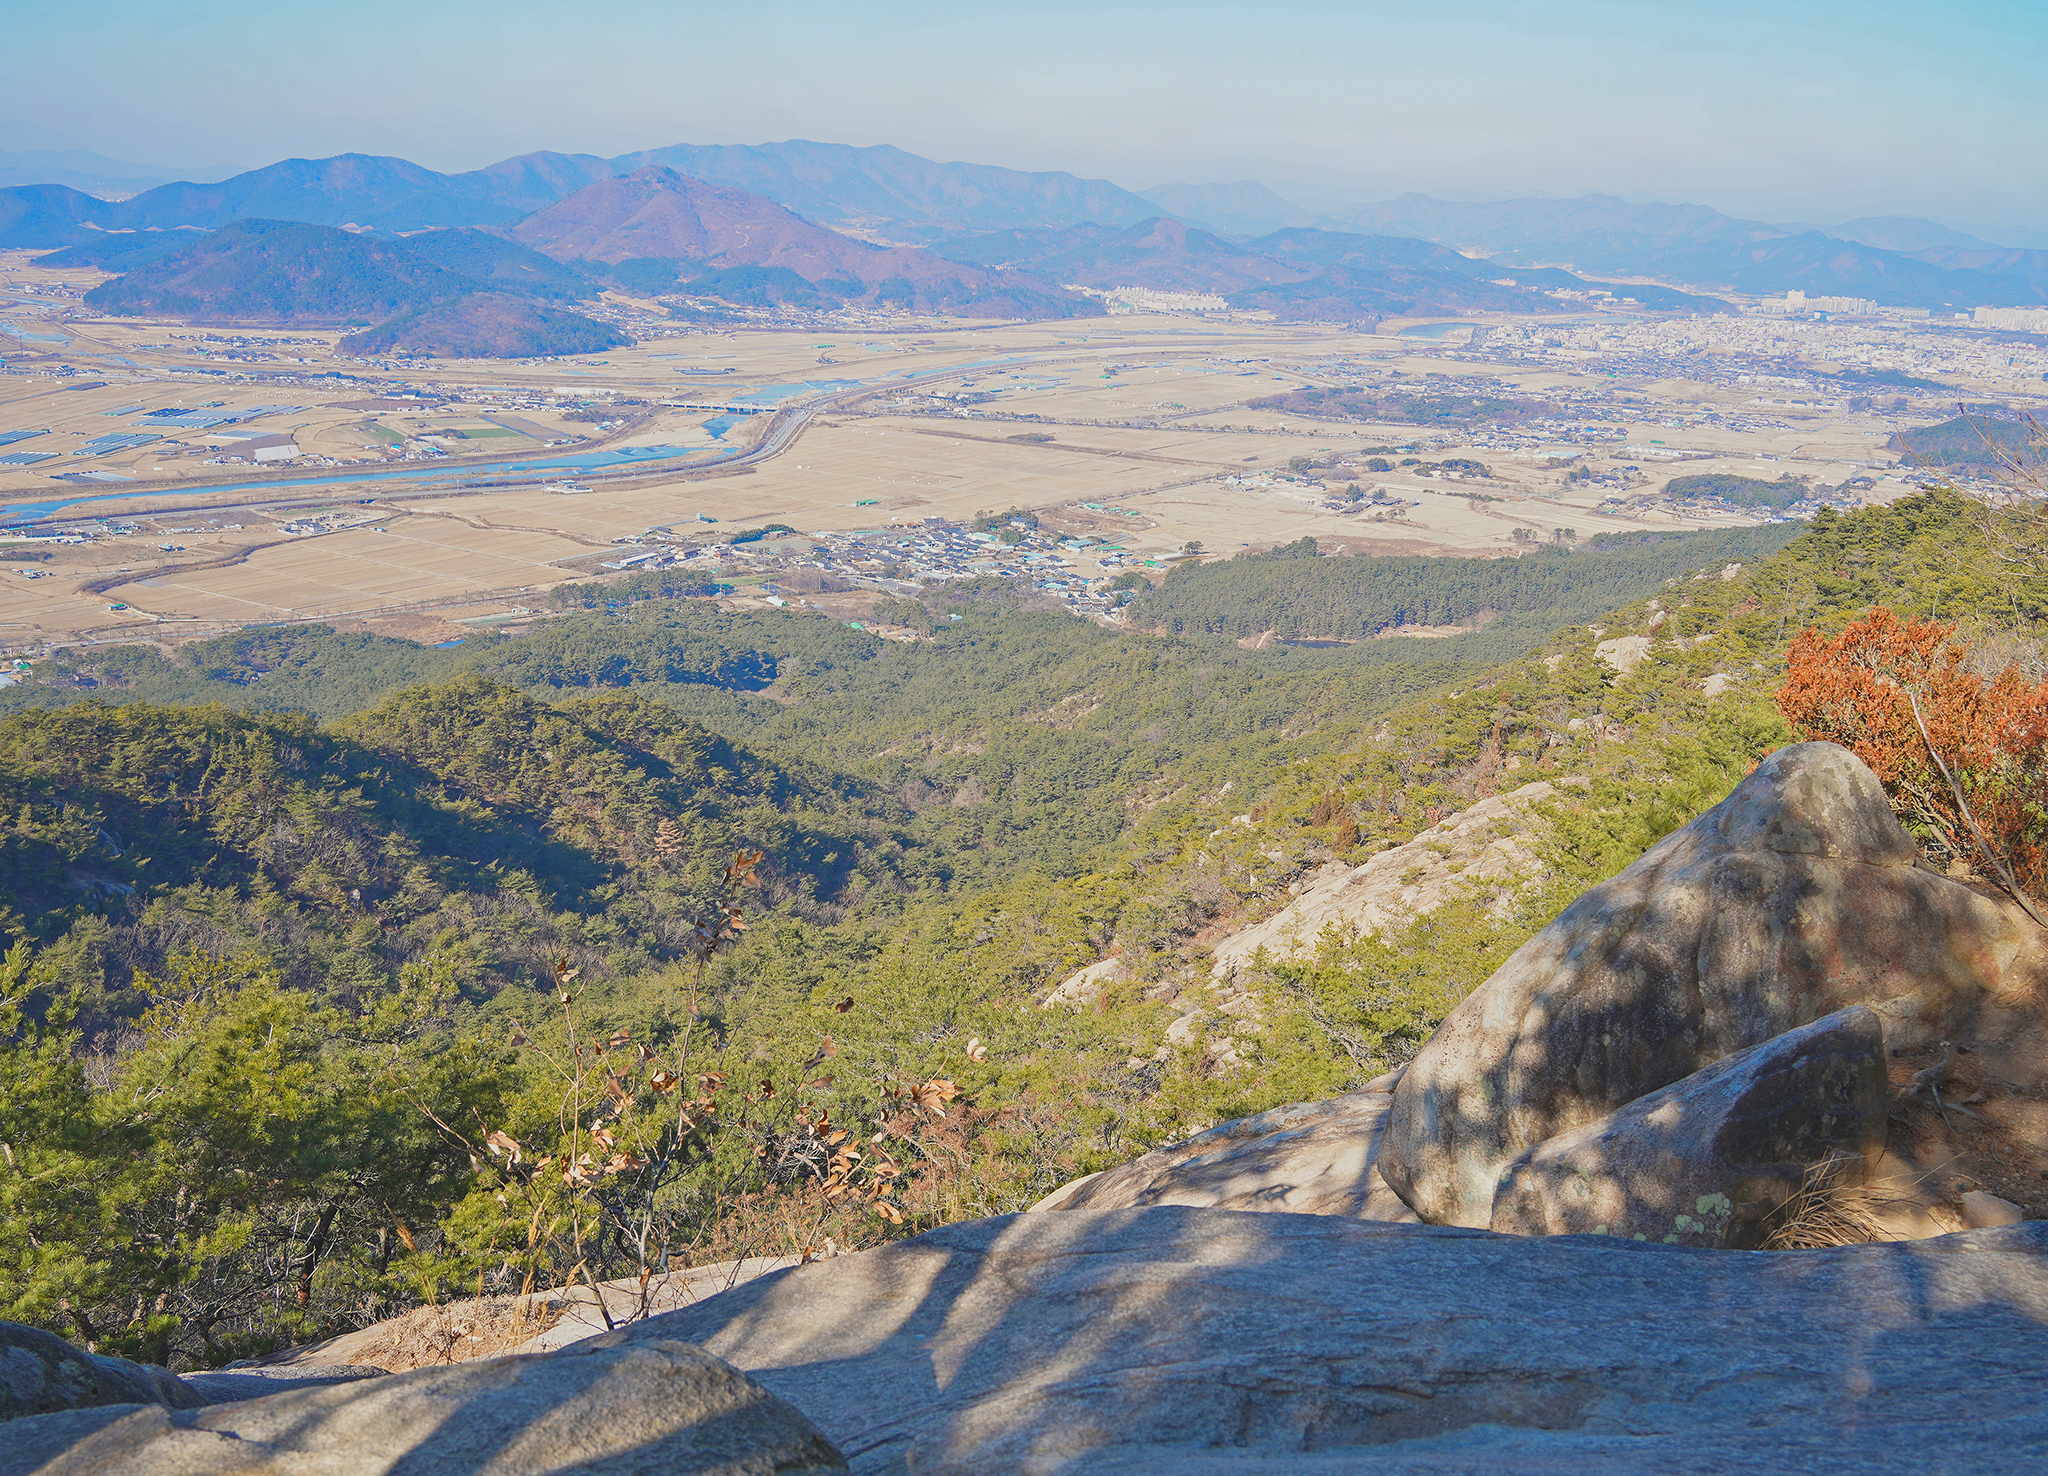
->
6 240 2040 658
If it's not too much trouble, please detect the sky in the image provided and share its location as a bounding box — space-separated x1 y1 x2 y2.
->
7 0 2044 232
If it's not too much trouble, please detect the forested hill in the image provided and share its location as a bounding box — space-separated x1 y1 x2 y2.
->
0 677 906 1018
1125 524 1803 642
2 603 886 723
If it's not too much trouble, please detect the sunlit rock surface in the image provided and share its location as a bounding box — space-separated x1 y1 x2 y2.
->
611 1207 2048 1475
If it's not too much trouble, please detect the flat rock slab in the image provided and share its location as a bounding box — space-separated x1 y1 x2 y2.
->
613 1206 2048 1476
1029 1091 1418 1221
1491 1005 1891 1246
9 1336 847 1475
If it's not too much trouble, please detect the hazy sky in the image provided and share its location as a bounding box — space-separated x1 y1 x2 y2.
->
7 0 2043 229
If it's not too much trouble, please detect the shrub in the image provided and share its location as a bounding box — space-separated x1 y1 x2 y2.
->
1777 606 2048 910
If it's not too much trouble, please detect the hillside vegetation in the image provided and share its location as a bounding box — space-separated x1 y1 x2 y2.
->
4 489 2043 1369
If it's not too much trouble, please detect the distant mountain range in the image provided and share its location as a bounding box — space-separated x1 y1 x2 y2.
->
1145 189 2048 309
7 139 2045 337
55 168 1097 351
938 219 1726 321
0 141 1161 243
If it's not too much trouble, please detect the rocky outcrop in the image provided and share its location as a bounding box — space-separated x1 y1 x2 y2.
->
1040 956 1129 1008
0 1323 210 1420
1208 780 1560 980
607 1206 2048 1475
1381 742 2042 1227
1489 1006 1890 1246
10 1335 847 1475
1028 1090 1417 1221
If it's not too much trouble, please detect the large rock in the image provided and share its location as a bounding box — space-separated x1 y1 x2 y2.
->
1028 1090 1418 1221
1381 742 2042 1227
9 1336 847 1474
1490 1005 1890 1246
604 1206 2048 1474
0 1322 208 1421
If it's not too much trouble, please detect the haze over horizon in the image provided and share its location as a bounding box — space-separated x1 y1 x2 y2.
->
5 0 2043 237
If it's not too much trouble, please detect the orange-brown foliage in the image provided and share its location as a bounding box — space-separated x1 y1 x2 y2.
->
1776 607 2048 902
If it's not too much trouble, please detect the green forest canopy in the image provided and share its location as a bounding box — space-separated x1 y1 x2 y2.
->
1661 473 1808 511
1125 523 1803 641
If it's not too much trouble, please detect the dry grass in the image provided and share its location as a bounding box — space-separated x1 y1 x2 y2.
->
266 1292 570 1373
1763 1158 1910 1250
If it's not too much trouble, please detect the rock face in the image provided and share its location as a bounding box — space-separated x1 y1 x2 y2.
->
606 1207 2048 1475
1028 1091 1418 1221
1381 742 2040 1227
0 1322 209 1420
9 1335 848 1475
1208 780 1560 980
1489 1005 1890 1246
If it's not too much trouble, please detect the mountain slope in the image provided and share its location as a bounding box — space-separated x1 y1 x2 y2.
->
511 166 1096 319
393 227 599 301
